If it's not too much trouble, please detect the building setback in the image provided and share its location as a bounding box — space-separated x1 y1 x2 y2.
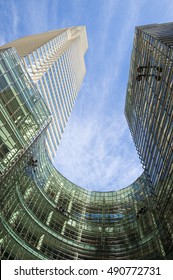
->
0 23 173 260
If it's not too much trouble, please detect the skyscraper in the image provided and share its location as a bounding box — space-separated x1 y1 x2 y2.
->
0 23 173 260
0 27 88 160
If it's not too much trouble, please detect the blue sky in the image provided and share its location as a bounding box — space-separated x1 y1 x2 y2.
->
0 0 173 191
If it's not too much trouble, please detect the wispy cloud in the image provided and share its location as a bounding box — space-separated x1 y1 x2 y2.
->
11 1 19 36
0 0 60 43
0 0 19 44
20 0 50 34
54 108 142 191
54 0 145 191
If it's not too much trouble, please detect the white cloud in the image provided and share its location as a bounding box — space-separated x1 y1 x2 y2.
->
11 1 19 36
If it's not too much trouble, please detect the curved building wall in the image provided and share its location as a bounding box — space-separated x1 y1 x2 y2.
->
1 134 172 260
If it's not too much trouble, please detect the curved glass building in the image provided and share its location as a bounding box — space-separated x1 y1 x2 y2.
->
0 23 173 260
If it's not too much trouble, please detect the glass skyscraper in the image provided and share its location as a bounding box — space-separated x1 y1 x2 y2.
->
0 23 173 260
0 27 88 160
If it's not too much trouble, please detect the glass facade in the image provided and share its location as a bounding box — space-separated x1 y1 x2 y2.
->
125 23 173 258
0 23 173 260
0 48 50 175
0 27 88 160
